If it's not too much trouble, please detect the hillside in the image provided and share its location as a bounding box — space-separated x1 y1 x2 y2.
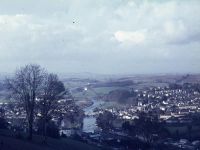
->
0 130 101 150
103 89 135 104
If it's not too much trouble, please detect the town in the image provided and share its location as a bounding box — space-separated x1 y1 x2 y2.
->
80 82 200 149
0 73 200 150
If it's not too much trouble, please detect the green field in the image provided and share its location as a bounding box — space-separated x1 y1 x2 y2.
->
0 130 100 150
93 86 129 94
166 125 200 140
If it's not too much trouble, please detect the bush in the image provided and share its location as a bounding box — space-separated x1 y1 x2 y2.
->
15 132 23 139
46 122 60 138
0 118 8 129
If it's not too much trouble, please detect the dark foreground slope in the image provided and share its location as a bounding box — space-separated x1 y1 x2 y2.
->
0 130 100 150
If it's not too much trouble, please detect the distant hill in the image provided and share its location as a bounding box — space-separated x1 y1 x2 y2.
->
103 89 137 104
0 82 4 91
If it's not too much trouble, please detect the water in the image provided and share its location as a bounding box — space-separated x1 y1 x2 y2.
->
82 117 97 133
82 99 104 133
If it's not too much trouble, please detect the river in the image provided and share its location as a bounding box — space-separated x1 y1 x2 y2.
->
82 99 104 133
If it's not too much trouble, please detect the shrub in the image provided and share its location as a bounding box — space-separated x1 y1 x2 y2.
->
0 118 8 129
46 122 60 138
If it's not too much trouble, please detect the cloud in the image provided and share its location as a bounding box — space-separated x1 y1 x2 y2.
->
164 21 186 37
162 20 200 45
114 30 145 44
0 0 199 74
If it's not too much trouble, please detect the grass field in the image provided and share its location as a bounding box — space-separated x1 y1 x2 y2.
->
167 125 200 135
0 129 100 150
93 86 128 94
166 125 200 140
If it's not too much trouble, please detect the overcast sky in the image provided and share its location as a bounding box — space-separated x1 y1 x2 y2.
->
0 0 199 75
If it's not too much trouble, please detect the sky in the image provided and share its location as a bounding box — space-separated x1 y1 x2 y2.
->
0 0 199 75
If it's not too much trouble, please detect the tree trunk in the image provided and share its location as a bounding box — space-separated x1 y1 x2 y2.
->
42 112 48 144
28 120 33 140
28 110 34 140
44 121 47 143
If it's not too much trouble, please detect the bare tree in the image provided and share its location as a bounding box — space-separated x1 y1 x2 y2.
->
5 64 45 140
37 73 65 142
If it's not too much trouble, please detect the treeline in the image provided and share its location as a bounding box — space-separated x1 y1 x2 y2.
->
1 64 71 142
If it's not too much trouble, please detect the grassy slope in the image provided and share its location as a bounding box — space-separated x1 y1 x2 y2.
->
167 125 200 135
0 131 100 150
